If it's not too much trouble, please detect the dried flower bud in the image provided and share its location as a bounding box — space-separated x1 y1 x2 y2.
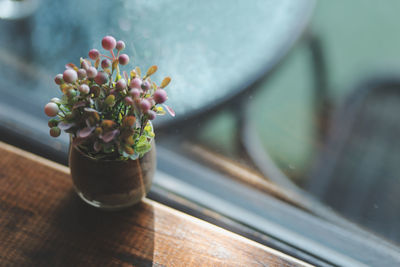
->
125 135 135 145
124 145 134 155
101 120 116 129
122 115 136 127
94 127 103 136
48 118 59 128
50 127 61 137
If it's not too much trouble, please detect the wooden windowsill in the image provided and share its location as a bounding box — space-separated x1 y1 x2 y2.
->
0 141 310 266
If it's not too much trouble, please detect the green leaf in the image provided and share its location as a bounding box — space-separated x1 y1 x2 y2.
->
135 135 151 155
155 106 166 115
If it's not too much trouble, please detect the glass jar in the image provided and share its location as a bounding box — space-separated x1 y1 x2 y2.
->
68 140 156 210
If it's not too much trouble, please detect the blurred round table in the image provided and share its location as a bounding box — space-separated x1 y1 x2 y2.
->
0 0 315 129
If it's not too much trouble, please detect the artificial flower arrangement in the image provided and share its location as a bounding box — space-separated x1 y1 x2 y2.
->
44 35 174 161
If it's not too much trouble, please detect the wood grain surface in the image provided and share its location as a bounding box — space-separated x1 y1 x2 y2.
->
0 141 311 267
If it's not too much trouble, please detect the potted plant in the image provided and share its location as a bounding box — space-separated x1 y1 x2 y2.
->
44 36 174 210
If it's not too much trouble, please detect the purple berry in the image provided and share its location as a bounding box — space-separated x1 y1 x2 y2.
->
146 110 156 120
129 78 141 89
153 89 168 104
118 54 129 65
129 88 141 99
63 69 78 83
116 79 127 90
87 67 98 78
44 102 59 117
124 96 134 105
116 40 125 51
89 49 100 60
101 59 111 69
141 80 150 91
54 74 63 85
140 99 151 112
77 69 87 79
78 84 90 94
94 71 108 85
102 36 116 50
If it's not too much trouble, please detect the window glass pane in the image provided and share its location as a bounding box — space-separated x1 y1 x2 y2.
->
1 0 400 264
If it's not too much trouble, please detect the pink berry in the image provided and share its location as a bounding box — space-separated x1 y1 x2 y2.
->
94 71 108 85
44 102 59 117
116 79 127 90
146 110 156 120
124 96 134 105
63 69 78 83
118 54 129 65
54 74 63 85
78 84 90 94
140 99 151 112
116 40 125 51
101 59 111 69
87 67 98 78
89 49 100 60
101 36 116 50
77 69 87 79
129 78 141 89
129 88 141 98
153 89 167 104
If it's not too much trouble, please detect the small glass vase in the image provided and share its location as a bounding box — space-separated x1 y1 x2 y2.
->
68 141 156 210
